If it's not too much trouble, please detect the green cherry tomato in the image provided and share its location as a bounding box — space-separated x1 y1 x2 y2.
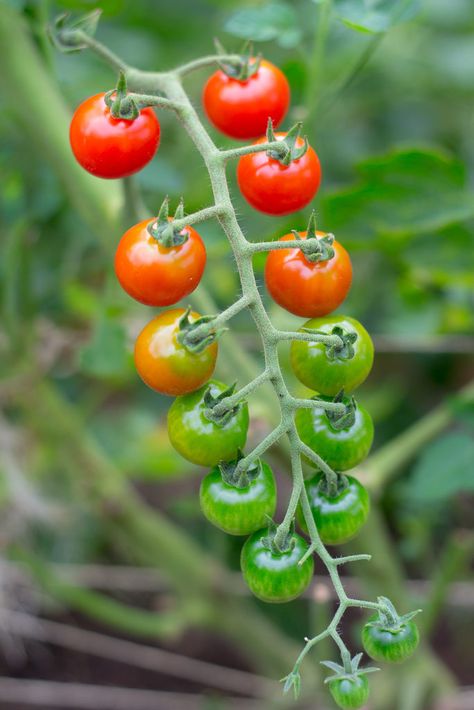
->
295 396 374 472
290 315 374 396
328 674 370 710
240 529 314 603
200 461 277 536
298 474 370 545
362 617 420 664
167 380 249 467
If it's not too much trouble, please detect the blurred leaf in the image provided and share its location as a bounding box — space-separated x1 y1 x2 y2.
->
405 432 474 502
334 0 420 34
321 147 474 245
449 395 474 429
224 2 302 48
79 314 130 379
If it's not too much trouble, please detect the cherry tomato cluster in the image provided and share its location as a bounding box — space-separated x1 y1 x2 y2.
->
69 52 419 710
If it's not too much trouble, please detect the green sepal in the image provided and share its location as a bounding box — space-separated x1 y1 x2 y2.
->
323 390 357 431
203 382 240 427
367 596 422 632
176 307 225 354
261 518 296 555
266 119 309 166
48 10 101 53
214 38 261 80
281 670 301 699
291 212 336 263
219 452 262 489
147 197 189 247
321 653 379 683
318 472 350 498
104 71 139 120
301 325 358 361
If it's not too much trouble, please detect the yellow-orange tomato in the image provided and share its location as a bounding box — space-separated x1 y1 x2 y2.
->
265 232 352 317
115 218 206 307
134 309 217 396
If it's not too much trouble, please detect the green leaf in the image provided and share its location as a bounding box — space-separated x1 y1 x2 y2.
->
224 2 302 48
79 314 130 379
406 432 474 503
320 148 474 245
334 0 420 34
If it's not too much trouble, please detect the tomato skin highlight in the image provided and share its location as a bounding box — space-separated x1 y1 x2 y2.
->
202 59 290 140
115 219 206 307
291 315 374 396
265 232 352 317
298 474 370 545
362 618 419 664
70 93 160 179
240 529 314 603
328 675 369 710
199 461 277 536
295 396 374 472
168 380 249 467
237 133 322 216
134 309 217 396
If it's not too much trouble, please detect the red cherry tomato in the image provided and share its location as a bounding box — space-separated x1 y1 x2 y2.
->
115 218 206 307
134 309 217 396
237 133 322 215
202 60 290 140
265 232 352 317
70 93 160 179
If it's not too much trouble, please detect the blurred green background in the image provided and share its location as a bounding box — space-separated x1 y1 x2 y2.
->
0 1 473 709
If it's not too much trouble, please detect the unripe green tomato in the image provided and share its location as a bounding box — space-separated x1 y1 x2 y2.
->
328 674 370 709
167 380 249 467
199 461 277 536
362 617 419 663
298 474 370 544
241 529 314 603
290 315 374 396
295 396 374 472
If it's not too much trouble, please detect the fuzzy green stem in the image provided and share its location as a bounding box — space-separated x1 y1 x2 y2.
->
211 370 270 417
221 141 288 162
175 54 241 76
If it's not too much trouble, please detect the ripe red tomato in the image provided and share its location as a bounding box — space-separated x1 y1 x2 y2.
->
237 133 321 215
115 218 206 307
134 309 217 396
202 59 290 140
70 93 160 179
265 232 352 317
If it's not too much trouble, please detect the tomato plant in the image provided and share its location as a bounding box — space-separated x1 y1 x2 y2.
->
362 616 420 663
203 59 290 140
298 473 370 545
296 394 374 471
199 458 277 535
69 92 160 179
265 230 352 318
115 218 206 306
168 380 249 466
291 315 374 396
240 527 314 603
134 308 217 396
237 131 321 215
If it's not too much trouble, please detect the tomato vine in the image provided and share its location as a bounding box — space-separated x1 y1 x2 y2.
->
51 14 421 706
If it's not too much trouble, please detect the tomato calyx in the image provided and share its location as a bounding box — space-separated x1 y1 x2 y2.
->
318 472 350 498
146 197 190 248
281 669 302 699
261 519 297 555
321 652 379 685
219 453 262 488
203 382 242 426
292 211 336 263
177 307 225 354
214 38 261 81
104 71 140 120
317 391 357 431
302 325 358 362
49 10 101 54
369 596 422 633
266 120 309 166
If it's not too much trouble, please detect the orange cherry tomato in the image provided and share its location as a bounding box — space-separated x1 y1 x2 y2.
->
69 93 160 179
115 218 206 307
264 232 352 317
134 309 218 396
203 59 290 140
237 133 322 216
